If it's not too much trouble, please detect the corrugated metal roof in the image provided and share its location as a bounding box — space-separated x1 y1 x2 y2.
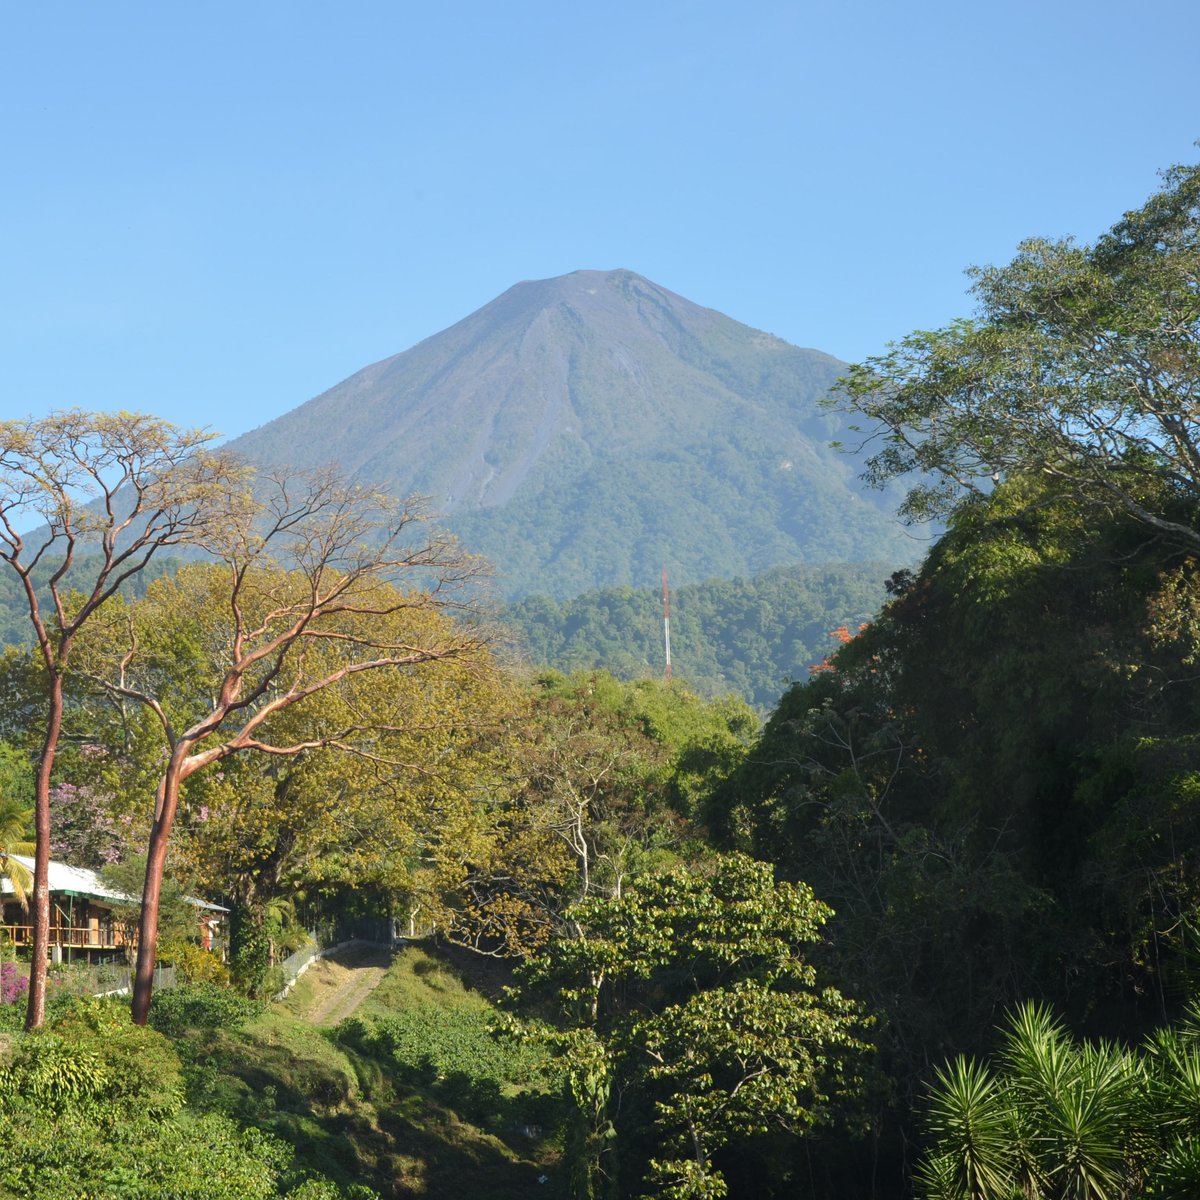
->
3 854 131 902
2 855 228 912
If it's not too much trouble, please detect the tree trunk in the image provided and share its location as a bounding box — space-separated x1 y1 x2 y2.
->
131 753 187 1024
24 673 63 1031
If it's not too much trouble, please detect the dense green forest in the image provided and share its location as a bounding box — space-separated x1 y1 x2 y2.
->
0 556 891 712
2 159 1200 1198
504 563 892 709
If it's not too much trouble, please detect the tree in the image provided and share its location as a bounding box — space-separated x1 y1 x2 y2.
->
0 411 240 1028
163 621 527 977
836 159 1200 551
459 671 755 958
508 853 869 1200
78 468 485 1022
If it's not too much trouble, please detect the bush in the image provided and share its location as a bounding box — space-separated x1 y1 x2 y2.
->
149 981 264 1036
1 1034 110 1111
0 996 184 1120
0 961 27 1005
171 942 232 986
0 1105 366 1199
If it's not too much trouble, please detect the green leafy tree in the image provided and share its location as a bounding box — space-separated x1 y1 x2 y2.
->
836 158 1200 553
74 467 485 1022
509 853 870 1199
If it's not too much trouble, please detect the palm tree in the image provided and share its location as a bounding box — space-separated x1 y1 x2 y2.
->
0 793 35 912
0 793 35 989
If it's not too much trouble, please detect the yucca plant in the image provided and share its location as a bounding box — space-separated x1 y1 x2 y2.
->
919 1003 1157 1200
1144 1136 1200 1199
921 1055 1016 1200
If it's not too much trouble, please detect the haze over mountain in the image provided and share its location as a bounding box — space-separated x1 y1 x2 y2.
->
228 269 914 600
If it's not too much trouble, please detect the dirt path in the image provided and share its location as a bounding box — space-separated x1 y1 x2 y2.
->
296 940 393 1026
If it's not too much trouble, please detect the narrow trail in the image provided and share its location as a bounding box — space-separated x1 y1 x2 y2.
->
296 940 393 1026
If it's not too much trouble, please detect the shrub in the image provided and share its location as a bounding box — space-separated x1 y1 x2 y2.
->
149 981 264 1035
0 961 27 1006
0 1106 367 1199
171 942 232 986
0 1034 110 1111
40 993 184 1117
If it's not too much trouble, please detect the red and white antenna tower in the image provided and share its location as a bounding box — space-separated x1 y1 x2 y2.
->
662 565 672 681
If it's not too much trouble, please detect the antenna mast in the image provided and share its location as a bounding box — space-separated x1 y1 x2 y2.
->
662 565 672 681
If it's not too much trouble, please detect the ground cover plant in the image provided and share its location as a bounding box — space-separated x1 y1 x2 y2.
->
0 994 358 1200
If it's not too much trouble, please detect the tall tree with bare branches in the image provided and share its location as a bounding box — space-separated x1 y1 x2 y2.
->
80 467 487 1022
0 410 242 1028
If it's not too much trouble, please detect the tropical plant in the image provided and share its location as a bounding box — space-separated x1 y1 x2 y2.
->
0 791 34 911
915 1002 1200 1200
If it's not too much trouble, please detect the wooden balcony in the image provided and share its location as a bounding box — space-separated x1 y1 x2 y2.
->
1 922 130 950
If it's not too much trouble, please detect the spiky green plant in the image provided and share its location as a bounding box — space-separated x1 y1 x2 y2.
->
919 1003 1163 1200
921 1055 1016 1200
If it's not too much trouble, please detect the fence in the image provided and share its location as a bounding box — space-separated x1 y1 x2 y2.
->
272 915 405 1000
90 962 177 996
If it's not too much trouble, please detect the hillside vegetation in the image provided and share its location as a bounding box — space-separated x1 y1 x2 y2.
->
0 553 892 714
505 562 892 709
0 948 559 1200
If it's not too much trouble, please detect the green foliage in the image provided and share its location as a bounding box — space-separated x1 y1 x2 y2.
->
230 910 274 996
0 741 32 809
917 1002 1200 1200
506 563 891 710
510 853 871 1198
837 158 1200 558
150 981 264 1036
364 1006 544 1088
713 475 1200 1049
0 1106 347 1200
171 942 233 986
337 1002 547 1127
698 470 1200 1197
3 994 185 1117
170 950 557 1199
529 667 757 822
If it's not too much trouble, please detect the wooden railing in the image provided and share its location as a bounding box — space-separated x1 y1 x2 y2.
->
1 923 129 949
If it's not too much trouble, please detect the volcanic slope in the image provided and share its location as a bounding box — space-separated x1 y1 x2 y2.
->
228 269 914 600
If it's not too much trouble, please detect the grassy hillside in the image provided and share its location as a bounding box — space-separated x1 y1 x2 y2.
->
0 946 562 1199
179 946 561 1199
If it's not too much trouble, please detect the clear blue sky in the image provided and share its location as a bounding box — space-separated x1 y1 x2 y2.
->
2 1 1197 442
